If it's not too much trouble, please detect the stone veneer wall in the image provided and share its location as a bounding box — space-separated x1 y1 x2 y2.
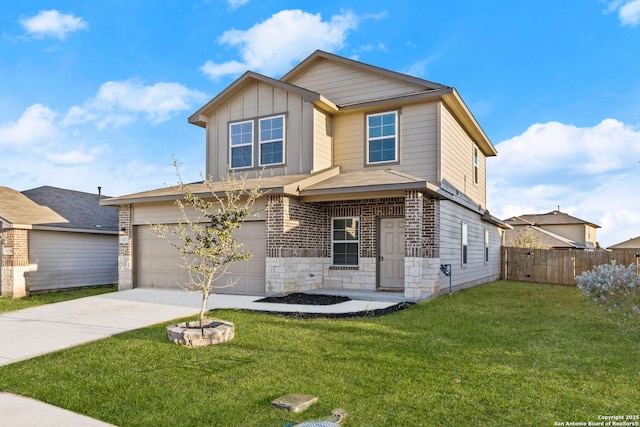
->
117 205 133 290
0 228 30 298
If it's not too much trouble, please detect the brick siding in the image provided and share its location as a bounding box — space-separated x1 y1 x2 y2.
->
266 194 439 260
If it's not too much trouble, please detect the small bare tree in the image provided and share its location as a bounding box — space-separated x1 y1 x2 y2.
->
509 227 550 250
152 163 263 327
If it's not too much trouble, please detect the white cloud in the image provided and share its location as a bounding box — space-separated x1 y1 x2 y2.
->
603 0 640 25
63 79 208 128
200 9 358 79
619 0 640 25
226 0 250 10
0 104 59 145
19 9 88 40
46 145 106 165
491 119 640 177
488 119 640 247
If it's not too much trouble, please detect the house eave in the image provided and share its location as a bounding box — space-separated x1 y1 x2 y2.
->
31 225 119 235
338 88 452 112
441 89 497 157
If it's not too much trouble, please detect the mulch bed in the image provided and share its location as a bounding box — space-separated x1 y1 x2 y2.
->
253 292 414 319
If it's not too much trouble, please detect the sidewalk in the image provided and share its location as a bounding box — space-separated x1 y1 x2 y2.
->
0 288 400 426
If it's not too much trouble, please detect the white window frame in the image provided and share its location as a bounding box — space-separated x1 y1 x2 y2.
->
461 223 468 266
366 111 398 165
484 228 489 264
331 217 360 267
473 146 479 185
229 120 254 169
258 115 286 167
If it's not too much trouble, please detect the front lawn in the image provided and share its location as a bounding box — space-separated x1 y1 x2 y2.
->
0 281 638 426
0 286 117 313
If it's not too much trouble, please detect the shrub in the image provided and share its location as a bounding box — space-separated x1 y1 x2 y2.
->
576 261 640 317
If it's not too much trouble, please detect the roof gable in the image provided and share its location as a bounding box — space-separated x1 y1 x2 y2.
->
0 186 67 227
281 50 447 106
608 236 640 249
188 71 337 127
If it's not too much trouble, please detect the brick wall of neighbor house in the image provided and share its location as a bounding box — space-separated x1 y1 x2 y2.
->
265 194 441 299
1 228 30 298
118 204 133 290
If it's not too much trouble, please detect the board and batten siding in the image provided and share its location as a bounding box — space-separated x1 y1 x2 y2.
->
26 230 117 292
205 81 315 180
332 102 439 180
287 59 425 106
438 200 502 292
439 104 487 208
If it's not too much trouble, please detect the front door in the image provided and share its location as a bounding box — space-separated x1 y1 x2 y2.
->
378 217 405 290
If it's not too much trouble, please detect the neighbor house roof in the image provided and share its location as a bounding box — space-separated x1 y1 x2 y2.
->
608 236 640 249
508 210 600 228
0 186 67 228
22 186 118 232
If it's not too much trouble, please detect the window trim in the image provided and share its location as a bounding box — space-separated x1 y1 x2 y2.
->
331 217 360 267
366 110 398 165
258 114 286 167
484 228 489 264
473 146 479 185
461 222 468 266
229 119 254 170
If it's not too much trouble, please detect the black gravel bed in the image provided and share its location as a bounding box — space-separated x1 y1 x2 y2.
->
255 292 351 306
251 292 415 319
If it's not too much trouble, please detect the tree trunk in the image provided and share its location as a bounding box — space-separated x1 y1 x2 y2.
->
199 289 210 328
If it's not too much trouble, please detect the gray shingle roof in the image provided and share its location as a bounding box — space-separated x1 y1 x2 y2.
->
21 186 118 232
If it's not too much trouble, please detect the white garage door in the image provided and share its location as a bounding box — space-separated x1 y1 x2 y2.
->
134 221 266 296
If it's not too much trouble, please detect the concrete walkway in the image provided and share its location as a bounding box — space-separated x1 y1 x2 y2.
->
0 288 400 426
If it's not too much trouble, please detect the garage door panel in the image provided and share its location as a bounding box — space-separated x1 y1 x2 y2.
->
134 222 265 295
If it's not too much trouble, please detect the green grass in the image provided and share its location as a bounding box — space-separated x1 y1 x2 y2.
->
1 281 638 426
0 286 117 313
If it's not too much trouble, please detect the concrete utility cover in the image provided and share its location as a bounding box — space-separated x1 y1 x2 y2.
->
272 394 318 413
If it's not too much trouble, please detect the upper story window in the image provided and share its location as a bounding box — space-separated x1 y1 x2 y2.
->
367 111 398 164
229 120 254 169
229 114 286 170
473 146 479 185
259 115 285 166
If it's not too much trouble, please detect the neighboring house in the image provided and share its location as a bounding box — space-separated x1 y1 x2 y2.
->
0 186 118 298
102 50 509 300
608 236 640 250
504 210 600 249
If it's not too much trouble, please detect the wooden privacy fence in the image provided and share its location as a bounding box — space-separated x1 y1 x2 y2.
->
502 247 640 286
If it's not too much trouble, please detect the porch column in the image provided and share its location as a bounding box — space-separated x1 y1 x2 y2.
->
404 191 424 299
0 228 30 298
118 204 133 290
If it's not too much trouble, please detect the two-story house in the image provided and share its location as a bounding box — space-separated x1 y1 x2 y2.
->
102 50 508 300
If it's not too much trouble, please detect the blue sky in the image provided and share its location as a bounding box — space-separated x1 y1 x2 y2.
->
1 1 639 247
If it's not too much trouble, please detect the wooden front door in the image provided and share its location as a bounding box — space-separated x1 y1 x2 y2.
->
378 217 405 290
